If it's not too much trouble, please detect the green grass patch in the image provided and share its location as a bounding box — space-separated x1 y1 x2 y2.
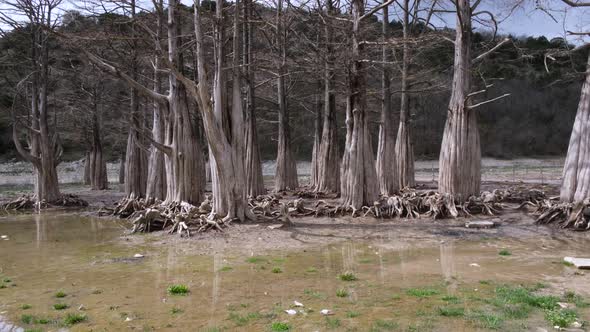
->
270 321 291 331
229 312 260 326
545 308 578 328
442 295 460 304
325 317 341 329
271 267 282 274
564 290 590 308
370 319 398 331
21 314 34 324
24 329 43 332
562 261 575 267
498 249 512 256
3 278 11 283
20 304 32 310
171 307 183 314
64 313 87 325
0 284 6 289
219 266 233 272
438 306 464 317
54 291 67 298
406 288 440 298
246 257 266 264
306 267 318 273
53 303 68 310
339 272 357 281
336 288 348 297
493 285 559 310
346 310 360 318
479 280 492 285
167 284 189 295
501 304 532 319
303 289 326 299
467 310 503 330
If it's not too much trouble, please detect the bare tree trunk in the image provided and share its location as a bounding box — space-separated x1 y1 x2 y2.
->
310 81 322 187
89 101 108 190
188 0 249 220
163 0 204 205
124 0 147 199
274 0 298 191
118 152 125 184
394 0 415 189
340 0 378 210
243 0 265 197
146 8 167 202
315 0 340 193
438 0 480 201
561 53 590 202
375 3 398 195
83 151 91 185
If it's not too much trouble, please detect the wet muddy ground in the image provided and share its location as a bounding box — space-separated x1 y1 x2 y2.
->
0 210 589 332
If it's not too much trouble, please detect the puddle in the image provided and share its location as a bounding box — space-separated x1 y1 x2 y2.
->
0 212 589 331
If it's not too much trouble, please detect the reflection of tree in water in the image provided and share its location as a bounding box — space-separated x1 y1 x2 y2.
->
440 242 457 293
209 252 223 327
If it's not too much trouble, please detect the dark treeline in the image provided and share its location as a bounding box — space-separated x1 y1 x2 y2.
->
0 3 585 163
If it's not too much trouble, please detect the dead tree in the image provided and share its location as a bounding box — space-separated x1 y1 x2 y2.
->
4 0 63 203
274 0 299 191
315 0 340 193
375 2 398 195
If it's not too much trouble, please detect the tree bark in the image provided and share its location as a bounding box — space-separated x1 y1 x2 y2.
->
124 0 147 199
375 3 398 195
340 0 379 209
145 8 167 202
83 151 91 185
243 0 265 197
274 0 299 191
394 0 415 189
89 100 108 190
560 53 590 202
315 0 340 193
118 152 125 184
310 81 322 187
437 0 481 201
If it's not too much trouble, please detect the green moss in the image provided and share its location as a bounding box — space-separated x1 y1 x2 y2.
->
406 288 440 298
53 303 68 310
64 313 87 325
167 284 189 295
336 289 349 297
545 309 578 328
339 272 357 281
54 291 67 298
270 322 291 331
437 306 464 317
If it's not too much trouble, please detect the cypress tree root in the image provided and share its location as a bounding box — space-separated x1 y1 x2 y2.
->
1 194 88 210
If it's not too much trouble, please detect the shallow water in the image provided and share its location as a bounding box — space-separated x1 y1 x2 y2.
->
0 212 589 331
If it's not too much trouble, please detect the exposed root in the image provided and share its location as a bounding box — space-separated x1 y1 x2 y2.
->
1 194 88 211
533 198 590 231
